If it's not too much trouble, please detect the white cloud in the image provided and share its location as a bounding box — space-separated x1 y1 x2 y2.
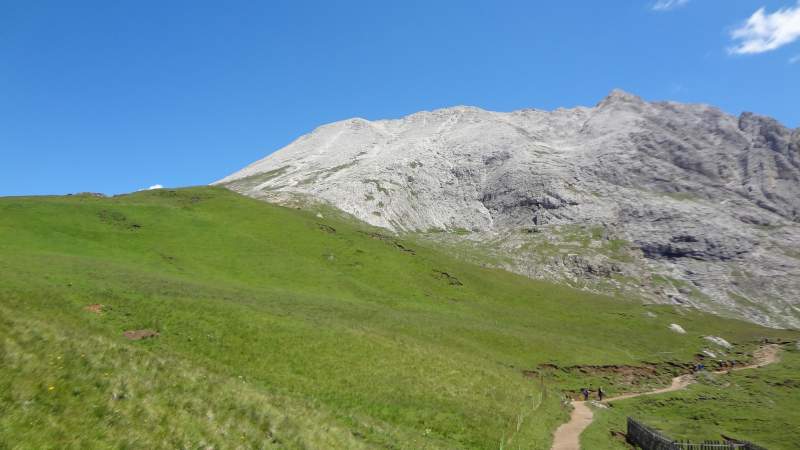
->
652 0 690 11
729 2 800 54
145 184 163 190
791 54 800 63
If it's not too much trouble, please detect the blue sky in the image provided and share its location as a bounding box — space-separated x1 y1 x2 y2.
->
2 1 799 196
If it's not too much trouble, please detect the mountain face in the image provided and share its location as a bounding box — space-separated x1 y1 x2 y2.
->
216 90 800 328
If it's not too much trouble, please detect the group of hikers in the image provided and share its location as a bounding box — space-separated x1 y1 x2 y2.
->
579 387 604 401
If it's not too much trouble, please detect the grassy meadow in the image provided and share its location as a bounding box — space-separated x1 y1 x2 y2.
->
0 186 797 449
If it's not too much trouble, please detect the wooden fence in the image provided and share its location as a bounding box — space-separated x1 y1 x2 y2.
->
626 418 767 450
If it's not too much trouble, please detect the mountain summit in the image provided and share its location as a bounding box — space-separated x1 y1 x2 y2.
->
217 91 800 328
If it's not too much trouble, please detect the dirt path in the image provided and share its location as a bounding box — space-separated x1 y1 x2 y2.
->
549 344 781 450
550 400 594 450
730 343 781 370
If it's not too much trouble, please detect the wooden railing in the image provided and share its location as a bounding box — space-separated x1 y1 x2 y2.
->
626 418 767 450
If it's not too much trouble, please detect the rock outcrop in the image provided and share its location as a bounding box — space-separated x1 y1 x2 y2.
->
216 90 800 328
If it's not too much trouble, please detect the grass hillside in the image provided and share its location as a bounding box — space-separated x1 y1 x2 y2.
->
0 186 796 449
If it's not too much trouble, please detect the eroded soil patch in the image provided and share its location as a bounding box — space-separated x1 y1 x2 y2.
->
123 329 159 340
84 304 104 314
359 231 416 254
433 270 463 286
529 361 694 393
317 223 336 234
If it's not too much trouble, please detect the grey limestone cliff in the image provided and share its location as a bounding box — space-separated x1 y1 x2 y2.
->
217 90 800 328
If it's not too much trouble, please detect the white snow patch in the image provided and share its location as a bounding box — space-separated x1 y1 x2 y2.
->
704 336 732 349
645 311 658 318
702 349 717 358
669 323 686 334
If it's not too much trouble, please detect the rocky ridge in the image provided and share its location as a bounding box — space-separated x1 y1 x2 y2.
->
216 90 800 328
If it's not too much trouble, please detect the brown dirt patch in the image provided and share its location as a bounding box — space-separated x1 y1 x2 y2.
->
534 362 669 380
522 369 539 378
610 430 627 442
84 304 104 314
123 329 159 340
751 343 781 367
529 361 694 391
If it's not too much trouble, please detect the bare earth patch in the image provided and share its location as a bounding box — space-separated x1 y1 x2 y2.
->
123 329 159 340
529 362 692 390
84 304 104 314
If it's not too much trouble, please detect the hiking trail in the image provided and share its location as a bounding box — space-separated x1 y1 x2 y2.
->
549 344 781 450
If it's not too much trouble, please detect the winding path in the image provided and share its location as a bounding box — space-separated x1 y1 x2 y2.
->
549 344 781 450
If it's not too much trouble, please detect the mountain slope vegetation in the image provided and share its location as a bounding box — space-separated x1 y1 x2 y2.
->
0 187 796 449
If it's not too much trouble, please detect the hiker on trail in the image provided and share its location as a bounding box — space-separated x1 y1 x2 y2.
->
581 388 589 401
598 387 604 401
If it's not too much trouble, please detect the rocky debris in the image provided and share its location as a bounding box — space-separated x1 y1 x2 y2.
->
704 336 733 349
217 90 800 328
669 323 686 334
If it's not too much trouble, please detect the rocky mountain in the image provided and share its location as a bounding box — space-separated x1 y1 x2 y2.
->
216 90 800 328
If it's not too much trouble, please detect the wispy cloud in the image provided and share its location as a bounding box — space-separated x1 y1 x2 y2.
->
729 2 800 54
652 0 690 11
670 82 687 94
790 54 800 63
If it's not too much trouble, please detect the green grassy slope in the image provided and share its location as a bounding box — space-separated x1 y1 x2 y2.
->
0 187 795 449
